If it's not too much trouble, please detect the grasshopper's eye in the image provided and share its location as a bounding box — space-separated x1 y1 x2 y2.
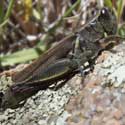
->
100 8 110 19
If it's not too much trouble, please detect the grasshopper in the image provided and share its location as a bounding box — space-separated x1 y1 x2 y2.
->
0 7 119 110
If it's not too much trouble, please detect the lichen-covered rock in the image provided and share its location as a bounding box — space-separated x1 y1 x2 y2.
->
0 76 13 91
65 42 125 125
1 42 125 125
95 42 125 87
0 76 81 125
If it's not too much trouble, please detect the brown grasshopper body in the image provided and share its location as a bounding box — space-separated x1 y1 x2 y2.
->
12 34 75 83
0 7 119 110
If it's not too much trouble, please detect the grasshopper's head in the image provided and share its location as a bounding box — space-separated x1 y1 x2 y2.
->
98 7 117 35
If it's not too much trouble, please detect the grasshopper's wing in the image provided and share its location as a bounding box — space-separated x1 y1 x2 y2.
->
12 35 75 83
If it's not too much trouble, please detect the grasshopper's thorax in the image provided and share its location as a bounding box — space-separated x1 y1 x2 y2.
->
74 7 117 66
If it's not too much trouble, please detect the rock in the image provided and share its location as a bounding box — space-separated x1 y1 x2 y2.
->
106 119 121 125
0 75 81 125
113 109 122 120
38 120 47 125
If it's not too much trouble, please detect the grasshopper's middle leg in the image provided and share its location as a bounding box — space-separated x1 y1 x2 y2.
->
71 37 93 76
